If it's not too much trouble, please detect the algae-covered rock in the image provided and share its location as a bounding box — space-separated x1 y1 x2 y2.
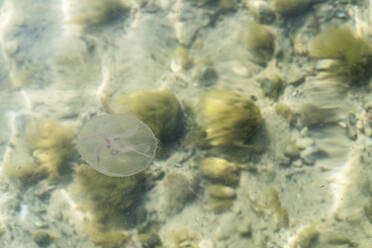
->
11 119 75 182
32 229 57 246
192 59 218 87
258 74 283 100
219 0 235 11
172 47 193 71
284 139 300 159
73 164 145 224
139 232 162 248
309 27 372 84
275 103 297 126
207 185 236 199
289 224 319 248
364 198 372 224
12 166 50 186
199 157 240 185
208 199 233 214
26 119 74 151
266 188 289 230
197 90 263 147
87 222 131 248
171 228 200 248
246 0 275 24
271 0 311 16
110 90 184 143
240 21 274 66
67 0 129 28
299 103 339 127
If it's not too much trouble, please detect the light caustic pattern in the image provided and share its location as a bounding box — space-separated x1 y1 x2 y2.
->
76 114 157 177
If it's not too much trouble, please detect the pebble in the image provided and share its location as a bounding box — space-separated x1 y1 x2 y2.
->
199 239 215 248
300 127 309 137
288 74 306 86
365 126 372 137
292 159 303 167
301 147 326 165
231 61 251 77
278 155 291 167
284 140 300 159
315 59 336 71
302 153 316 165
246 0 275 24
347 125 357 140
334 11 348 19
5 41 19 55
296 137 314 150
207 185 236 199
356 119 363 130
236 220 251 236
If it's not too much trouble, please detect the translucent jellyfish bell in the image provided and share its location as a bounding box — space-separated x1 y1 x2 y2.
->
76 114 157 177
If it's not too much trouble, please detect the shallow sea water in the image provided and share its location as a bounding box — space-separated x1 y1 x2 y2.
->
1 0 372 248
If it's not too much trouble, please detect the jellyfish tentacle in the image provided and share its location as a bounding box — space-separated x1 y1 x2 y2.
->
95 143 105 164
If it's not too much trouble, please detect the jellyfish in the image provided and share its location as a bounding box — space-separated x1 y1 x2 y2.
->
76 114 157 177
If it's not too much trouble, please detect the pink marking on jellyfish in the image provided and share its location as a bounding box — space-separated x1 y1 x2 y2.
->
80 126 141 164
104 137 111 148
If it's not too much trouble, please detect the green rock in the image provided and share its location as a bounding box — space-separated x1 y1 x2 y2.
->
309 27 372 84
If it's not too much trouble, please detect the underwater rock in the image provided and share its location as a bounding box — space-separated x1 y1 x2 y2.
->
275 103 297 127
359 103 372 137
293 31 309 55
140 232 162 248
199 239 215 248
208 199 233 214
218 0 235 11
110 90 184 143
76 114 157 177
363 198 372 224
289 224 319 248
231 60 257 77
171 47 193 72
207 185 236 199
277 154 291 167
73 164 146 224
315 59 337 71
246 0 275 24
32 229 57 246
171 228 200 248
266 188 289 230
295 137 314 150
19 119 75 181
258 74 283 100
192 59 218 87
197 90 263 147
284 139 300 159
87 222 131 248
163 171 199 215
199 157 240 185
309 26 372 84
271 0 311 16
236 218 252 236
4 164 49 186
239 21 274 66
301 147 327 165
26 119 74 152
291 159 303 167
66 0 129 28
298 103 339 127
